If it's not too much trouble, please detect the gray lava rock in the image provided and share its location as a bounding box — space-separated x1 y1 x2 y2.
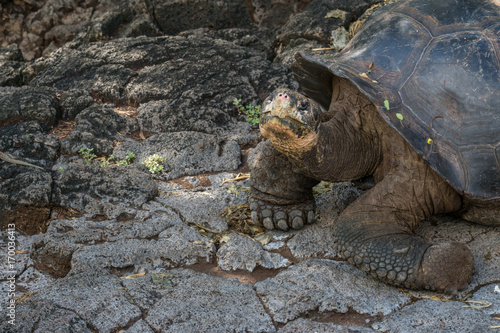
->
123 34 294 109
372 298 499 332
0 119 55 228
156 173 249 231
31 208 215 277
30 48 136 104
59 89 94 120
248 0 312 28
123 319 155 333
279 318 374 333
0 120 60 171
287 223 339 259
0 169 52 213
70 235 215 275
154 0 250 35
60 104 128 155
0 45 26 86
11 270 141 333
255 259 410 324
137 99 232 135
217 232 291 272
52 162 157 214
113 132 241 180
468 283 500 316
274 0 383 61
0 86 59 127
282 0 382 43
0 300 91 333
122 268 276 332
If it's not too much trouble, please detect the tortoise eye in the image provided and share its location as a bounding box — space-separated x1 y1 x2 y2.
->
297 101 309 111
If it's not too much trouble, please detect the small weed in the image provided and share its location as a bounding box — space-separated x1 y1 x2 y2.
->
142 154 166 174
78 147 136 167
99 155 115 167
116 152 136 166
233 98 261 125
79 147 97 165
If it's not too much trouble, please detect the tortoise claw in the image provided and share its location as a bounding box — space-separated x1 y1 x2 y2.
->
248 196 316 231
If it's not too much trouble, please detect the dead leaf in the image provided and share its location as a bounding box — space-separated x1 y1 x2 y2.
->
120 272 146 279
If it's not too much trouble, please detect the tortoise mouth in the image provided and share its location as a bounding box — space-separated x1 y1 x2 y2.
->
260 114 316 138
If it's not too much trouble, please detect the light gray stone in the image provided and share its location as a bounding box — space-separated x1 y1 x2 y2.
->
122 269 276 332
467 283 500 316
287 223 338 259
0 300 91 333
112 132 241 180
32 208 216 277
52 162 157 215
24 270 141 333
279 318 374 333
156 174 249 231
123 319 155 333
217 232 291 272
372 298 500 332
256 259 411 324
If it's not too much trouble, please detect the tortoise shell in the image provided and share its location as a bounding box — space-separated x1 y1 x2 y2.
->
292 0 500 201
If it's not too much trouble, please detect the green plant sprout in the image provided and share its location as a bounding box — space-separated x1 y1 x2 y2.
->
116 152 136 166
79 147 97 165
233 98 261 125
79 147 136 167
142 154 166 174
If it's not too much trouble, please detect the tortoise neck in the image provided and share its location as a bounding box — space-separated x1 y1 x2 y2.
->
292 116 381 182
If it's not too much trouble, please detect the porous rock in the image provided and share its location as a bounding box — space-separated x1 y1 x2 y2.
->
217 232 291 272
248 0 312 28
372 298 500 332
60 104 128 155
0 45 26 86
255 259 410 323
59 89 94 120
113 132 241 180
0 86 59 127
276 0 382 45
122 268 276 332
52 162 157 214
0 120 60 171
31 208 215 277
0 300 91 333
156 173 250 231
123 319 155 333
153 0 250 35
0 121 57 229
279 318 374 333
9 270 141 333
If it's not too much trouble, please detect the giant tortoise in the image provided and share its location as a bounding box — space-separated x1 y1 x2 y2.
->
249 0 500 292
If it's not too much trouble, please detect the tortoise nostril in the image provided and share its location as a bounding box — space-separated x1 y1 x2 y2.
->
277 92 289 100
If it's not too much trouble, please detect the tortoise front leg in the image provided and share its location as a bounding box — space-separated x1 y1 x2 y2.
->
333 167 473 293
249 140 319 231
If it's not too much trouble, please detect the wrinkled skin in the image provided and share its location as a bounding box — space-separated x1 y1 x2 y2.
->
249 78 486 293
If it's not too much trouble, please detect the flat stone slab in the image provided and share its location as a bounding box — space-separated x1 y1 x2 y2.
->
1 270 142 333
279 318 374 333
217 232 291 272
372 297 500 332
255 259 411 324
122 268 276 332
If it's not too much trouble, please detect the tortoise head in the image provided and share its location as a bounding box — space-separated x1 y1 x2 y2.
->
260 89 322 155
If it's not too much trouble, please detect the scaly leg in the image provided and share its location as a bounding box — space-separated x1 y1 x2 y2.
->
333 165 473 293
249 140 319 231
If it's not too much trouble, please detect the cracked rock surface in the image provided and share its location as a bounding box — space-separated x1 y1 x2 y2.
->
1 0 499 332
